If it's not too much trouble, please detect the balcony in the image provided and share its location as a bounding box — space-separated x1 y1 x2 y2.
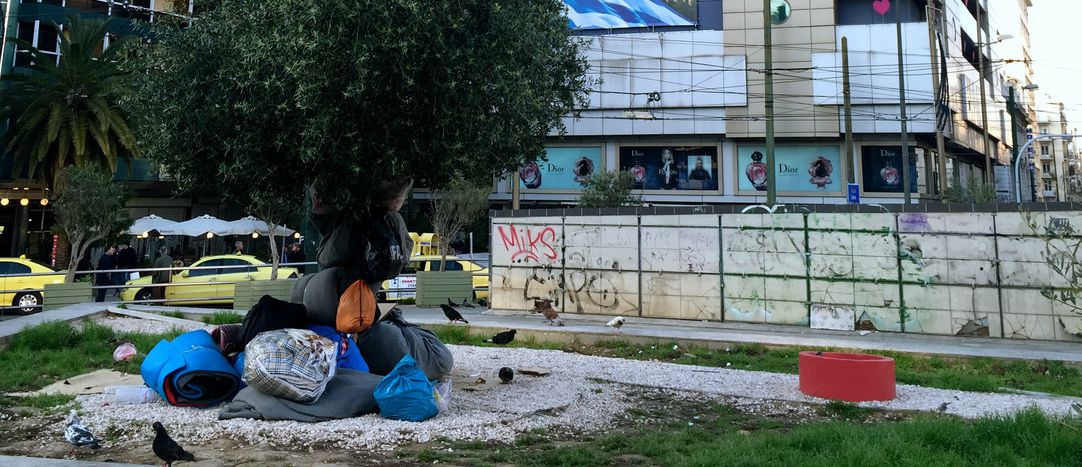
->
1043 190 1057 198
1042 172 1053 179
1040 153 1053 160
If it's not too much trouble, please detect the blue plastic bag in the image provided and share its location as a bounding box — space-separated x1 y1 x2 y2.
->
374 354 439 422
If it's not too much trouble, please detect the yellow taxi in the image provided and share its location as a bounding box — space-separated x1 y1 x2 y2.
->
120 255 299 306
0 257 64 314
381 255 489 301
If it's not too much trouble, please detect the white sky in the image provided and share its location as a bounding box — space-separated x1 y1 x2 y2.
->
1029 1 1082 131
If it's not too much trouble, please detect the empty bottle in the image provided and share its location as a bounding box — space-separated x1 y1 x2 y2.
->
109 386 161 404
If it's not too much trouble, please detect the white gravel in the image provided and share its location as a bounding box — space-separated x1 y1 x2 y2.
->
65 343 1082 453
82 314 212 335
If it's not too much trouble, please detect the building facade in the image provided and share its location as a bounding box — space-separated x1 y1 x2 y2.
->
501 0 1032 208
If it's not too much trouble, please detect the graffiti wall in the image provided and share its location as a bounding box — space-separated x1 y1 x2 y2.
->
491 209 1082 342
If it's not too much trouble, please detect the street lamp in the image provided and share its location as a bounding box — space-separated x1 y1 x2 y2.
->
1014 134 1082 203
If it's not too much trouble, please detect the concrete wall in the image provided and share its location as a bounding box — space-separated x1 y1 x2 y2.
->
491 210 1082 342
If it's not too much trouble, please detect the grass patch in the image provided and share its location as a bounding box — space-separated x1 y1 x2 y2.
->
428 325 1082 397
0 320 178 393
201 311 243 325
0 393 76 411
160 311 187 319
823 401 873 420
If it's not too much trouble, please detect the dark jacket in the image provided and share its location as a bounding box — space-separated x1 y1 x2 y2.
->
96 254 116 285
116 247 138 270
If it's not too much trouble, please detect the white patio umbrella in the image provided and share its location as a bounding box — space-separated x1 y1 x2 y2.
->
128 214 181 236
174 214 241 237
228 216 296 237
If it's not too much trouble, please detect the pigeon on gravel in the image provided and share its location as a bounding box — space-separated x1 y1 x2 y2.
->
440 304 469 324
64 409 101 454
484 329 517 345
606 316 626 333
542 306 564 326
153 421 196 467
499 367 514 384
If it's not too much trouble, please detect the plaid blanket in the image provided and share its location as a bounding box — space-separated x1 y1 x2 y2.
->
243 329 337 403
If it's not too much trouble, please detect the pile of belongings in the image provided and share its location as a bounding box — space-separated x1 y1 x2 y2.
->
142 183 455 422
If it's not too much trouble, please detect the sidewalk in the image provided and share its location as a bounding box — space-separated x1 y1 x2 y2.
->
0 456 151 467
0 302 107 343
397 305 1082 363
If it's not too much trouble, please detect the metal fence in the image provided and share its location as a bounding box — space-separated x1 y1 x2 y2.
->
0 260 488 315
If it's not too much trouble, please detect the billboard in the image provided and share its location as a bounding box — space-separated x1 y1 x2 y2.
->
860 146 919 193
564 0 696 30
519 146 602 191
736 145 843 194
618 145 718 191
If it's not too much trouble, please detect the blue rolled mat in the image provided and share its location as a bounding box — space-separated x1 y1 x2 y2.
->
141 330 241 407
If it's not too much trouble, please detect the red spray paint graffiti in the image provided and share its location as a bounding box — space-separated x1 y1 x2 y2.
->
498 225 558 263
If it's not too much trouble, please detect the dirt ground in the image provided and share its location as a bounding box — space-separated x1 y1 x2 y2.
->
0 384 909 466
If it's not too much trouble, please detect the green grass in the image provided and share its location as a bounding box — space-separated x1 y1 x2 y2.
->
201 311 243 325
0 320 180 393
429 325 1082 398
160 310 187 319
0 393 76 411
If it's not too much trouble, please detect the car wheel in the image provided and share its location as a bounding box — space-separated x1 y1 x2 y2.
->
13 292 42 315
135 288 155 304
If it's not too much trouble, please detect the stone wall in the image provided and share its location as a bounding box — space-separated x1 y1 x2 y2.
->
490 209 1082 342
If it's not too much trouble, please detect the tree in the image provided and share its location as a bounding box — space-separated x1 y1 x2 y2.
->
53 166 131 283
128 0 589 221
578 171 642 208
0 16 138 188
943 174 997 203
429 178 491 271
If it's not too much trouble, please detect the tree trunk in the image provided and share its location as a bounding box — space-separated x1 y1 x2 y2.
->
265 219 279 280
66 240 86 284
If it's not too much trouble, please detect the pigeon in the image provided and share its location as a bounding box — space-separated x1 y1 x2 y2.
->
484 329 517 345
606 316 626 333
152 421 196 467
542 306 564 326
462 298 475 308
937 402 950 413
447 298 460 307
499 367 514 384
64 409 101 454
440 304 468 324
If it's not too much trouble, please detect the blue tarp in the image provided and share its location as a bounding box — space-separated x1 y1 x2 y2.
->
141 330 241 407
564 0 694 30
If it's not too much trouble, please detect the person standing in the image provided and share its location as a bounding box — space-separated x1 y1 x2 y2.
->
233 240 245 255
95 246 117 302
152 246 173 301
116 242 137 284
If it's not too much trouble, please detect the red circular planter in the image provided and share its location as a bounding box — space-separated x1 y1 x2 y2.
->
798 351 896 402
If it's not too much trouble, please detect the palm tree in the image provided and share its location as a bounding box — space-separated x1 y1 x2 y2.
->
0 15 138 189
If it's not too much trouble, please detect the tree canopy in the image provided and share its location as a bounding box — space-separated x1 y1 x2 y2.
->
129 0 589 216
0 16 138 188
53 165 131 283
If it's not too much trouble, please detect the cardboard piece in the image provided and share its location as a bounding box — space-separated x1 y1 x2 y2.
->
9 369 142 397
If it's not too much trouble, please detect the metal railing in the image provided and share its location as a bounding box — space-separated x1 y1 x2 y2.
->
0 261 489 315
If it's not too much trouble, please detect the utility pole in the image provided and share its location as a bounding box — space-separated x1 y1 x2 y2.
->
977 1 993 185
1008 86 1021 201
897 19 912 204
842 37 855 185
927 0 948 195
764 0 777 205
511 172 520 210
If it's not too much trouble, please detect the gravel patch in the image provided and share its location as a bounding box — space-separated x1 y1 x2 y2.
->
69 344 1079 453
81 315 212 335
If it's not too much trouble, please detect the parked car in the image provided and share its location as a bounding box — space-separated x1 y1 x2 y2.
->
120 255 298 306
380 255 489 301
0 257 64 314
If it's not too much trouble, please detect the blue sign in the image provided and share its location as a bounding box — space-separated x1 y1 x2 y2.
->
520 147 602 191
848 183 860 204
563 0 695 30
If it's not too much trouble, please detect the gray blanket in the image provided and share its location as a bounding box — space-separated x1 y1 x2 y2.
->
358 310 454 381
218 369 381 422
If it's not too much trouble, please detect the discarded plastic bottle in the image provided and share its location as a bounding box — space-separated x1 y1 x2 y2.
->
109 386 161 404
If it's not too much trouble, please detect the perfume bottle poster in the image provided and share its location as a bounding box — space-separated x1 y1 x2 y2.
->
618 146 718 191
860 145 919 193
736 145 842 193
519 147 602 191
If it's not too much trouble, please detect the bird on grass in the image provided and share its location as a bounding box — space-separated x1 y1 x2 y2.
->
484 329 517 345
606 316 626 333
440 304 469 324
499 367 514 384
64 409 101 455
153 421 196 467
542 305 565 326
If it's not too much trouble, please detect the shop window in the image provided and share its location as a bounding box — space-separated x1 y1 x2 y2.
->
835 0 926 25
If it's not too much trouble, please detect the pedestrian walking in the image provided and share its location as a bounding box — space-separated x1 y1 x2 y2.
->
95 246 117 302
152 246 173 301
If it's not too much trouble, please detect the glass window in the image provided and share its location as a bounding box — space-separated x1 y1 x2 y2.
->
36 24 58 53
0 262 12 275
8 263 31 275
835 0 925 25
219 258 256 273
189 259 224 277
16 21 34 43
440 261 465 271
1042 144 1050 156
403 261 423 274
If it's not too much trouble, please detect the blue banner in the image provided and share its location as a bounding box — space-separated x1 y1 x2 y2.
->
737 145 843 193
564 0 695 30
520 147 602 191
